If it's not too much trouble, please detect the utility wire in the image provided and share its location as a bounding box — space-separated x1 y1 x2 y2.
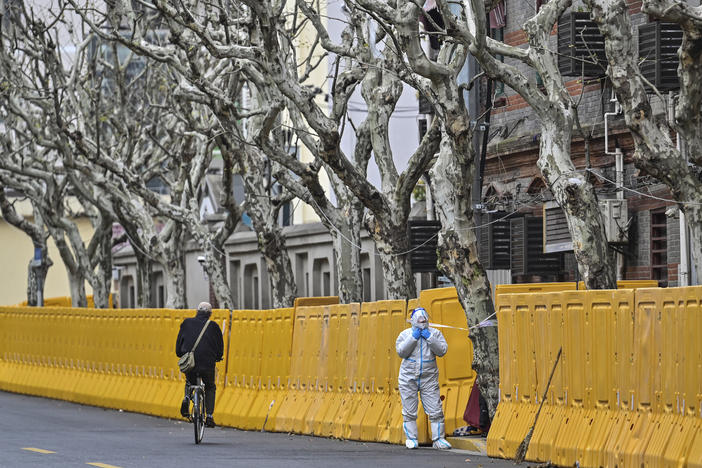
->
310 196 523 258
586 168 702 206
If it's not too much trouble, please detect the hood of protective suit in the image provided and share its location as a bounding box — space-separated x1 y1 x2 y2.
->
410 307 430 330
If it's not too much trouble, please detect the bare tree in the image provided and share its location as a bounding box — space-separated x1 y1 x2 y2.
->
399 0 614 289
584 0 702 280
0 181 53 306
252 0 440 299
0 1 220 308
350 0 501 417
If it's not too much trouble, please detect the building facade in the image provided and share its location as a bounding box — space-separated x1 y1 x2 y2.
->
469 0 696 287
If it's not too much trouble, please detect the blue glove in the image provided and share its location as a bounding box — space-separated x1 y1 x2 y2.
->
420 329 431 340
412 327 421 340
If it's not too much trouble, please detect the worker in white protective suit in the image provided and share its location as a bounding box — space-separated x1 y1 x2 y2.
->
396 307 451 450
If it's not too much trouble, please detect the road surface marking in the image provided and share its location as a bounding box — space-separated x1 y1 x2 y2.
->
22 447 55 454
86 463 123 468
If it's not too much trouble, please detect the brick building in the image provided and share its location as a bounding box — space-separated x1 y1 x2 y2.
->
461 0 694 286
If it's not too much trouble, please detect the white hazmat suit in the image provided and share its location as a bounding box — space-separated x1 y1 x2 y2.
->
396 307 451 450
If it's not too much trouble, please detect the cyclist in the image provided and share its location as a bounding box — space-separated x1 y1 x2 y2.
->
175 302 224 428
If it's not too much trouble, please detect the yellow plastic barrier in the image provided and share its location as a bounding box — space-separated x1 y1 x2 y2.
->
249 307 294 431
330 302 362 439
16 294 114 308
293 296 339 307
359 300 406 442
495 280 658 298
488 286 702 468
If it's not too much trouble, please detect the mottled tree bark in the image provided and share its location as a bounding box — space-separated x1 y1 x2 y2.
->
330 193 364 303
365 213 417 300
134 251 154 309
538 118 615 288
431 128 500 417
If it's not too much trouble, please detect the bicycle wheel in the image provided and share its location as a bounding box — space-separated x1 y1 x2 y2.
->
193 387 205 444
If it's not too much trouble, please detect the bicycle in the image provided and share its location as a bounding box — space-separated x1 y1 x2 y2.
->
186 376 207 444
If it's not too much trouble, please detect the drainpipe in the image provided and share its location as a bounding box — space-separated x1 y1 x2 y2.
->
677 133 690 286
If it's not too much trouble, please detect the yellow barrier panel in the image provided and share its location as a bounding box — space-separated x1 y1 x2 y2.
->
277 305 305 432
293 296 339 307
16 295 114 308
310 304 343 436
552 291 593 466
528 292 567 463
346 301 375 440
502 294 538 459
218 309 244 427
220 309 265 429
359 300 406 442
487 292 518 458
248 307 294 431
303 305 332 434
375 300 409 443
614 288 660 468
667 287 702 468
495 280 658 298
330 302 362 440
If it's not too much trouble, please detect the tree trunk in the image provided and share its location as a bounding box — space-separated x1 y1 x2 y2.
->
202 247 233 310
92 226 113 308
537 114 616 289
365 213 416 300
91 276 111 309
431 132 500 418
135 251 154 308
331 196 363 303
257 227 297 308
163 227 187 309
26 246 52 307
164 254 187 309
68 269 88 307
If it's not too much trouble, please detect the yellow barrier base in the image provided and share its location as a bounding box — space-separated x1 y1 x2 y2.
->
446 436 487 453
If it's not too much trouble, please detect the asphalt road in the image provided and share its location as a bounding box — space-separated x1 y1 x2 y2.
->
0 391 515 468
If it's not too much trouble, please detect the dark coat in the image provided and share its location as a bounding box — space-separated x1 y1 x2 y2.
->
175 312 224 370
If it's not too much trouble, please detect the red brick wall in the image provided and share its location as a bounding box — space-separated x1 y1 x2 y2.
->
627 0 642 14
491 80 601 115
626 266 651 280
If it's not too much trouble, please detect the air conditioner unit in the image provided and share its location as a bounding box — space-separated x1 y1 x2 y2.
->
477 212 511 270
511 215 562 275
638 22 682 93
543 202 573 253
600 198 628 244
543 200 628 253
557 11 607 77
408 219 441 273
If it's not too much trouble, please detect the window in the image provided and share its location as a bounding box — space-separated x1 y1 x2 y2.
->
313 258 331 297
363 268 372 303
650 209 667 285
244 263 259 309
295 253 308 296
230 260 241 309
157 285 165 308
